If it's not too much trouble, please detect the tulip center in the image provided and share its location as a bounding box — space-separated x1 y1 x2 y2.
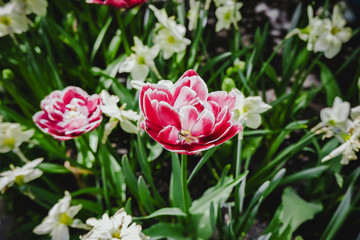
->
3 137 15 149
168 35 176 44
59 213 73 226
64 107 82 121
179 129 198 144
0 16 11 26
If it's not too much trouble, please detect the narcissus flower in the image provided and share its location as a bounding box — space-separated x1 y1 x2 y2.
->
119 36 160 81
0 158 43 191
149 5 191 60
34 191 87 240
100 90 140 142
0 1 28 37
86 0 146 9
81 208 148 240
139 70 242 155
0 117 34 153
33 86 103 141
14 0 48 16
215 1 243 32
231 88 272 129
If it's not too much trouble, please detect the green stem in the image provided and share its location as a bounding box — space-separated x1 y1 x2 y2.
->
13 148 29 163
234 133 243 217
181 154 189 215
116 11 131 55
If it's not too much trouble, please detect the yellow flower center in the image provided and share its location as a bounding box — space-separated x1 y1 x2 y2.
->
59 213 73 225
138 56 146 65
112 226 122 239
14 175 25 186
331 27 339 35
168 35 176 44
224 11 231 21
179 130 198 144
328 120 336 126
0 16 11 26
3 138 15 149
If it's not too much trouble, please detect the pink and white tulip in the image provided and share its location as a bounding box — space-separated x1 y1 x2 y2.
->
33 86 102 141
139 70 242 155
86 0 146 9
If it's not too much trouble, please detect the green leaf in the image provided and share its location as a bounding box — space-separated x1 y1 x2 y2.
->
38 163 69 174
320 185 353 240
189 171 248 239
169 152 184 210
121 155 139 199
90 17 112 62
279 187 323 235
317 62 342 106
137 176 155 213
281 166 329 185
143 222 189 240
134 207 186 220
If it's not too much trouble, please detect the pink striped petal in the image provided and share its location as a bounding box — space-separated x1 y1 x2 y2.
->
173 87 198 110
158 102 181 129
179 106 199 130
157 125 180 145
191 110 215 137
207 91 237 110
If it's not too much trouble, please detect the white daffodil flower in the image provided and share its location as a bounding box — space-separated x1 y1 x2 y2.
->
231 88 272 129
100 90 140 140
0 118 34 153
321 131 360 165
81 208 148 240
119 37 160 81
0 1 28 37
0 158 43 191
149 5 191 60
313 5 352 59
188 0 200 31
215 1 243 32
14 0 48 16
319 97 351 131
33 191 87 240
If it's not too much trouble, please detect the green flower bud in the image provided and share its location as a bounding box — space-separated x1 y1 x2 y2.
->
2 69 14 80
221 77 236 93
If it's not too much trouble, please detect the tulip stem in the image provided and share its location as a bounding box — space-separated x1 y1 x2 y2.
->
181 154 190 215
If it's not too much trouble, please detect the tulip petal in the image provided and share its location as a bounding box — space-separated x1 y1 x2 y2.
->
158 102 181 129
191 110 215 137
157 125 180 144
207 91 237 110
173 86 198 109
179 106 199 130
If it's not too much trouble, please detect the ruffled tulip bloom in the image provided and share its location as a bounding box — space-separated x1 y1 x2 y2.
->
33 86 102 141
86 0 146 9
139 70 242 155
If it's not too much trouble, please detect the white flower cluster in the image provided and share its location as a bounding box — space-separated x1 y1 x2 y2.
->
0 0 48 38
312 97 360 164
80 208 149 240
119 5 191 81
288 5 352 59
214 0 243 32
